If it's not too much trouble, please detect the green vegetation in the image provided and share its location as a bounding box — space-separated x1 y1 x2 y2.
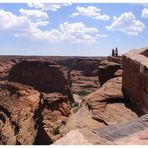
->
71 102 79 108
78 90 91 96
68 100 79 108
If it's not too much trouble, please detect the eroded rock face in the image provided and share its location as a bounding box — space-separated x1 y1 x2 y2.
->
9 60 68 94
0 81 72 145
98 60 122 86
85 77 137 125
37 92 71 144
0 81 40 145
122 48 148 113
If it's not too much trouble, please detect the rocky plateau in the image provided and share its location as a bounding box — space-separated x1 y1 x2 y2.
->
0 47 148 145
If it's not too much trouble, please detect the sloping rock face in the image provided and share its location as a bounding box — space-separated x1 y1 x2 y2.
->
122 48 148 113
9 60 68 94
0 81 40 145
85 77 138 125
98 60 122 86
93 113 148 144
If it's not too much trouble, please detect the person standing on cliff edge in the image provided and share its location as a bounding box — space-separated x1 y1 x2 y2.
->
112 48 115 56
115 47 118 56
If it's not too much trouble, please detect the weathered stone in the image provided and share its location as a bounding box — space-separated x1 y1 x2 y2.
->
0 81 40 145
93 113 148 143
122 48 148 113
54 130 91 145
98 60 122 85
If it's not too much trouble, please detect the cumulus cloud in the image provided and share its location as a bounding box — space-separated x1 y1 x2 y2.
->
71 6 110 21
59 22 98 44
106 11 145 35
0 9 30 33
27 3 71 11
0 9 99 44
19 8 49 21
142 8 148 18
30 22 99 44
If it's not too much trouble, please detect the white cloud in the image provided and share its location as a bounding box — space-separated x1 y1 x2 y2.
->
27 3 71 11
19 8 49 21
142 8 148 18
59 22 98 44
0 9 99 44
0 9 30 33
71 6 110 21
30 22 99 44
106 11 145 35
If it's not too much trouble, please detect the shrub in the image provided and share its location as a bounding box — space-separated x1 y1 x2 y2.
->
78 90 91 96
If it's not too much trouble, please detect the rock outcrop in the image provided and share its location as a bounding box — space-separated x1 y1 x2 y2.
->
93 113 148 144
0 59 73 145
0 81 40 145
36 92 71 144
85 77 138 125
98 60 122 86
0 82 72 145
122 48 148 113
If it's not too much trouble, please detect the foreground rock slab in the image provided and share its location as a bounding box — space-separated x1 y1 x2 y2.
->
54 130 91 145
93 113 148 144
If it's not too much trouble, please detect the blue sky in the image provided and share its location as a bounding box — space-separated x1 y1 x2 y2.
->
0 3 148 56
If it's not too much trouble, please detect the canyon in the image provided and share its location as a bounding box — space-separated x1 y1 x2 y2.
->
0 48 148 145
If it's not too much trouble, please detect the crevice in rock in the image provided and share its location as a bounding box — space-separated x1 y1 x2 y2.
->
0 113 6 124
33 95 52 145
0 105 11 118
10 121 19 135
92 116 108 126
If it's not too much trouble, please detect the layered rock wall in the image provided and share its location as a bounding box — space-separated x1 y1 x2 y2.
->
122 48 148 113
9 60 68 94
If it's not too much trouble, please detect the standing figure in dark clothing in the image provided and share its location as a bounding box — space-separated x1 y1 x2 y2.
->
112 48 115 56
115 47 118 56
